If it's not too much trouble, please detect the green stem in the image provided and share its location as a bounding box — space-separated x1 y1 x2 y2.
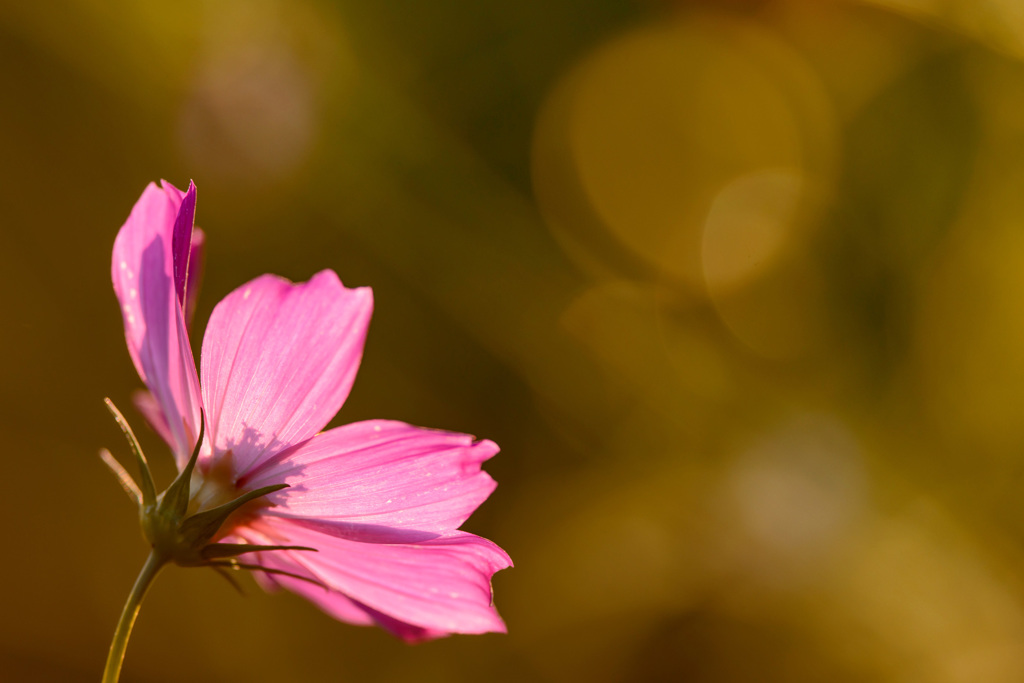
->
102 551 166 683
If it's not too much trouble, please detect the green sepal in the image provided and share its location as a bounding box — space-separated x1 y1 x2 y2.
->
104 398 157 509
178 483 288 548
206 560 327 589
99 448 142 506
201 543 317 560
210 566 246 595
158 409 206 520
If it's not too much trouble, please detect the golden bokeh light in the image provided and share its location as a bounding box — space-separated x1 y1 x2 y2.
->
701 167 804 293
7 0 1024 681
178 0 355 186
727 413 865 567
534 11 836 290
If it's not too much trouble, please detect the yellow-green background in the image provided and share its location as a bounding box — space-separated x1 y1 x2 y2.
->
4 0 1024 680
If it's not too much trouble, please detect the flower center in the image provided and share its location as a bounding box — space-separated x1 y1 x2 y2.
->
186 450 266 540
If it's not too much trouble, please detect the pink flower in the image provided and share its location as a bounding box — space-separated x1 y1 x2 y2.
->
110 180 510 640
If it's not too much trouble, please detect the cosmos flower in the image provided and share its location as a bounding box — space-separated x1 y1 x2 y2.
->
109 180 510 641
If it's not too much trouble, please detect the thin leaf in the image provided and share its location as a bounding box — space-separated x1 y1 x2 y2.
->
104 397 156 507
201 543 317 560
99 448 142 506
210 566 246 595
206 560 328 590
160 409 205 519
178 483 288 547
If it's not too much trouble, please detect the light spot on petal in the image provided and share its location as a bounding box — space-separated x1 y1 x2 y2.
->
243 288 251 299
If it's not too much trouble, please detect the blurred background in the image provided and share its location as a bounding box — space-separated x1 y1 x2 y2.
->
5 0 1024 680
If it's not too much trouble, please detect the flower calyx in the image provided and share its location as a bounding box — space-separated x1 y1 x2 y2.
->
101 398 320 585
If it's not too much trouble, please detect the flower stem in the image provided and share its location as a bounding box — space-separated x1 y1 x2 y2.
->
102 550 166 683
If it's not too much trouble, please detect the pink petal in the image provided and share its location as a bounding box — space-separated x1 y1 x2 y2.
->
184 228 205 326
132 389 174 448
263 567 379 627
247 517 510 636
354 602 450 642
254 556 449 640
137 238 204 465
200 271 373 476
171 180 197 308
113 183 182 376
252 552 448 641
244 420 499 534
112 182 203 465
229 527 376 627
